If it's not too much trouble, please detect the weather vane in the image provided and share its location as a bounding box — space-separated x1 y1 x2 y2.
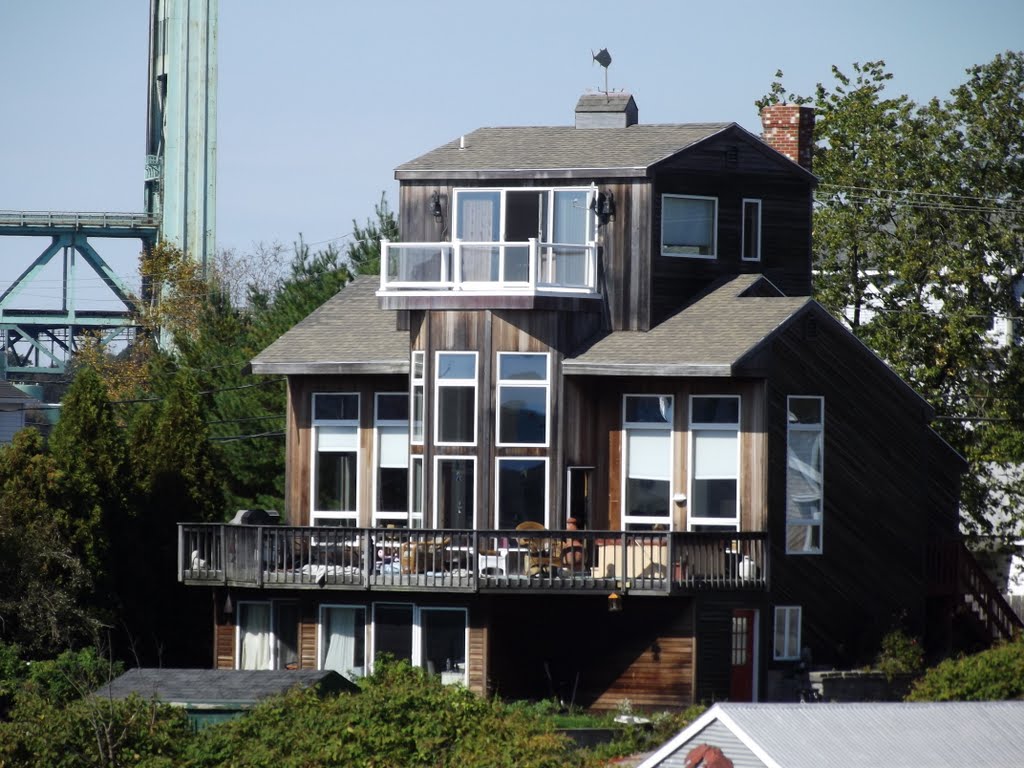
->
592 48 612 93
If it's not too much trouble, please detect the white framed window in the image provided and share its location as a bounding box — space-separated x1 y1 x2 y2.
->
410 456 424 529
319 605 367 681
370 603 468 686
434 352 477 446
452 187 596 288
773 605 802 660
237 601 298 671
622 395 673 530
496 352 549 446
411 351 425 445
688 395 740 531
786 396 824 554
374 393 410 527
496 457 548 529
434 456 475 529
741 199 762 261
312 393 359 527
662 194 717 258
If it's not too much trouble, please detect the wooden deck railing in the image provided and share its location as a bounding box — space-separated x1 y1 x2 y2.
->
178 524 768 595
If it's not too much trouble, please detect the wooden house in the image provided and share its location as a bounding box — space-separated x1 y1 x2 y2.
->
178 95 1019 707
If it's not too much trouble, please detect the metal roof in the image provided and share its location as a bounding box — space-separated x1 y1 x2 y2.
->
250 276 408 375
639 701 1024 768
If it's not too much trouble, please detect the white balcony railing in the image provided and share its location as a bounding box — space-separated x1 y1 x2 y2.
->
379 238 599 295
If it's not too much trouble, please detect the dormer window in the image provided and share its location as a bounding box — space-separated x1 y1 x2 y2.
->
662 194 717 258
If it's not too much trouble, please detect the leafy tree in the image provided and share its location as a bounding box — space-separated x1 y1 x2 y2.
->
760 52 1024 536
345 191 399 277
906 638 1024 701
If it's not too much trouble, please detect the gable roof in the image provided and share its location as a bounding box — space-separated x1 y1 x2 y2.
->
640 702 1024 768
0 381 31 401
565 275 809 376
250 276 408 375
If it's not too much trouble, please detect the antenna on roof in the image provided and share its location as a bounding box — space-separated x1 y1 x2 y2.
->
592 48 612 94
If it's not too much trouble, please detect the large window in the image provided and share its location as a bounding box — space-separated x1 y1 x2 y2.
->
371 604 467 685
320 605 366 681
688 395 740 531
238 601 297 671
375 393 409 527
435 352 476 445
312 393 359 526
662 194 717 258
435 457 474 529
497 458 548 528
623 395 673 530
411 351 425 445
742 199 761 261
773 605 802 661
497 353 549 446
787 396 824 554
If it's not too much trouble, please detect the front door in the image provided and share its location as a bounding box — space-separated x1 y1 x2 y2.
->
730 608 757 701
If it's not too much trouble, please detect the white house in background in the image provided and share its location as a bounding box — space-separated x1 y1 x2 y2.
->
0 381 30 443
638 701 1024 768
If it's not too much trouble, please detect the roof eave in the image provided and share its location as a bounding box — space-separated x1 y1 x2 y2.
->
250 361 409 376
562 362 733 377
395 167 649 181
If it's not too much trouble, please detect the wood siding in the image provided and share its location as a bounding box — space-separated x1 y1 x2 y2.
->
214 620 235 669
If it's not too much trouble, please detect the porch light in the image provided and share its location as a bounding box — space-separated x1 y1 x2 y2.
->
591 190 615 224
607 591 623 613
222 592 233 615
430 191 443 222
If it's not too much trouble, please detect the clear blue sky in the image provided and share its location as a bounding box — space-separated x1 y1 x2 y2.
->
0 0 1021 305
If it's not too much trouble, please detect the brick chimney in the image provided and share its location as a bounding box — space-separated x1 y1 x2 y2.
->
759 105 814 171
575 92 638 129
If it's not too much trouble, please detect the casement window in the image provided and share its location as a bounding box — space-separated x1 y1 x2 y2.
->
435 352 477 446
238 601 298 671
688 395 740 531
662 194 717 258
371 603 468 685
622 395 673 530
453 187 595 287
496 352 549 446
497 457 548 529
312 393 359 527
411 351 425 445
741 199 762 261
786 396 824 554
320 605 367 681
773 605 802 661
435 456 474 529
374 393 409 527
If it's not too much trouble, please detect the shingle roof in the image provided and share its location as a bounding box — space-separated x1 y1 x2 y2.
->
250 276 408 375
395 124 734 178
640 701 1024 768
96 668 355 705
565 275 809 376
0 381 30 400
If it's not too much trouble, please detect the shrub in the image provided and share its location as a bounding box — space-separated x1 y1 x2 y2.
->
906 639 1024 701
875 629 924 682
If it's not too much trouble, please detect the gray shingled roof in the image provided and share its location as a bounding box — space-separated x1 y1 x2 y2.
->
96 668 355 705
565 275 808 376
250 276 408 375
0 381 30 400
640 701 1024 768
575 92 636 113
395 124 733 179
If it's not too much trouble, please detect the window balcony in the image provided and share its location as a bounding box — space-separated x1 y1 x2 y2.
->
178 524 768 595
377 239 600 310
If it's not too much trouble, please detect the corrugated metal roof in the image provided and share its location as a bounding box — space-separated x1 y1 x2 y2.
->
640 702 1024 768
96 668 355 705
395 124 733 177
565 275 808 375
250 276 408 375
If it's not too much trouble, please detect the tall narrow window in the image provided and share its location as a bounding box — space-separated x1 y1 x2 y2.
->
497 458 547 528
689 396 740 531
312 393 359 526
238 602 271 670
411 351 425 445
741 199 762 261
410 456 424 529
773 606 802 660
375 393 409 527
623 395 673 530
435 457 474 529
435 352 476 445
497 352 549 446
787 396 824 554
320 605 366 681
662 194 717 258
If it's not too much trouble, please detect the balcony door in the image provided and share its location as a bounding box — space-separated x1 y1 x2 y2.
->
504 190 545 283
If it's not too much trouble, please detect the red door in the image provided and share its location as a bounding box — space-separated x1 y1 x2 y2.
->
729 609 756 701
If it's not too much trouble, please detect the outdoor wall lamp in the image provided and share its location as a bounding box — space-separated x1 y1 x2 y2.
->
607 591 623 613
430 191 443 222
590 190 615 224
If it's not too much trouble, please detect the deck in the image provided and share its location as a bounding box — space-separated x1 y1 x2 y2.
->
178 525 768 595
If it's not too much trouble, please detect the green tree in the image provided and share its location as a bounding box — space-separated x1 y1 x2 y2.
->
761 52 1024 536
345 191 399 277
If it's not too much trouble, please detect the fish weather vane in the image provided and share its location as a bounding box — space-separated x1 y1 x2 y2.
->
592 48 612 93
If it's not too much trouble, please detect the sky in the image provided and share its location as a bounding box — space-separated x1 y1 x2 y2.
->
0 0 1022 308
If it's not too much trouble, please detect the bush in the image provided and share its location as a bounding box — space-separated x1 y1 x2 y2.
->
875 629 924 682
906 639 1024 701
